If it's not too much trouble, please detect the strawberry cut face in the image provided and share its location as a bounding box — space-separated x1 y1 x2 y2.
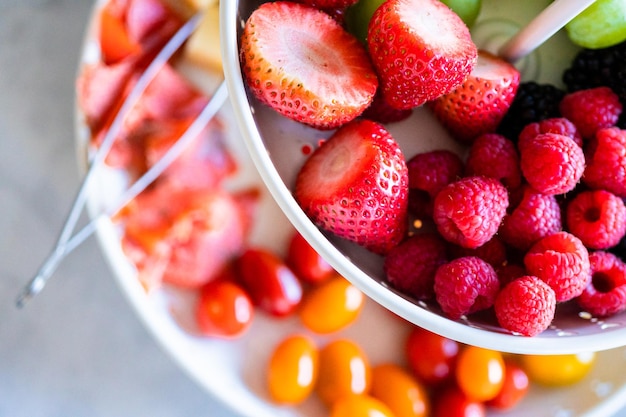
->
240 1 378 130
295 119 409 255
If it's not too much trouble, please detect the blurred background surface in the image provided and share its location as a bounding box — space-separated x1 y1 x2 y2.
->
0 1 232 415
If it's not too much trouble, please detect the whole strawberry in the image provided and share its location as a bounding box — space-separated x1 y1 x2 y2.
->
367 0 477 110
240 1 378 129
430 50 520 143
294 119 409 255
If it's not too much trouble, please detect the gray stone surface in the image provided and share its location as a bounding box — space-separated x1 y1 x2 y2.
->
0 1 233 416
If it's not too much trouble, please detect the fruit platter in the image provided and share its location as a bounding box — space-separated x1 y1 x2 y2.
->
74 0 626 416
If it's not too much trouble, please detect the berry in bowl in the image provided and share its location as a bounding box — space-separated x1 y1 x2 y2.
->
221 0 626 354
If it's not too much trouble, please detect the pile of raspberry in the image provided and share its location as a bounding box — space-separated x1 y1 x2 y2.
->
384 78 626 337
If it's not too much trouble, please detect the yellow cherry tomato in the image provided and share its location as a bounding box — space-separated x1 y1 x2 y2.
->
316 339 372 407
370 364 429 417
520 352 596 387
299 274 365 334
455 346 505 402
330 395 396 417
267 334 318 404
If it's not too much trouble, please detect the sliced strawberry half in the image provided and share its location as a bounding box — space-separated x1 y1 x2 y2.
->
294 119 409 255
367 0 477 110
429 50 521 143
240 1 378 130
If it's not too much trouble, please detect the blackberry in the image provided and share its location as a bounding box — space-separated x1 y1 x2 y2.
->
563 41 626 100
497 81 566 141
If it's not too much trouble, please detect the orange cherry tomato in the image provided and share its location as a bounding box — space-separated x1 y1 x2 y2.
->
267 334 318 404
195 280 253 338
455 346 505 402
316 339 372 407
370 363 430 417
487 360 530 410
330 395 395 417
405 327 459 386
299 274 365 334
286 231 335 284
236 248 303 317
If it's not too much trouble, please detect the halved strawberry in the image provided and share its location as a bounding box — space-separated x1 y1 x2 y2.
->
240 1 378 130
294 119 409 254
429 50 521 143
367 0 477 110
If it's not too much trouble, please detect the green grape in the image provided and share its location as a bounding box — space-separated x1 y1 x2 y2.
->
440 0 482 28
345 0 386 43
566 0 626 49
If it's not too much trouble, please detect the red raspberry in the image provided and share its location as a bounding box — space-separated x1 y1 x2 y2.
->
519 133 585 195
524 232 591 302
499 185 562 251
559 87 622 139
434 256 500 320
577 251 626 317
383 233 448 300
565 189 626 250
407 150 464 218
449 236 507 269
583 127 626 197
494 276 556 336
465 133 522 190
518 117 583 148
362 89 413 124
433 176 509 249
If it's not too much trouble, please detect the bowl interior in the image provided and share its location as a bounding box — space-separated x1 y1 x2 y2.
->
220 0 626 354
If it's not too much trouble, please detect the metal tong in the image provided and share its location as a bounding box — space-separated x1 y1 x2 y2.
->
16 12 228 308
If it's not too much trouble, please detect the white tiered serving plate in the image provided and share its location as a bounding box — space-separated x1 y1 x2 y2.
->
77 1 626 416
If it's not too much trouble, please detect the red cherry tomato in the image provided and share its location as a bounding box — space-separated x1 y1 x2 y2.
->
405 327 459 386
286 232 335 284
236 248 303 317
432 386 486 417
195 280 253 338
487 360 530 410
299 274 364 334
455 346 505 402
370 363 430 417
267 334 319 404
316 339 371 407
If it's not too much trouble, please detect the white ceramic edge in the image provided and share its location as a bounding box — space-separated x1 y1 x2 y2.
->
219 0 626 355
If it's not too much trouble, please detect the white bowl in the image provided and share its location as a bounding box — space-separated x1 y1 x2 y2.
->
221 0 626 354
